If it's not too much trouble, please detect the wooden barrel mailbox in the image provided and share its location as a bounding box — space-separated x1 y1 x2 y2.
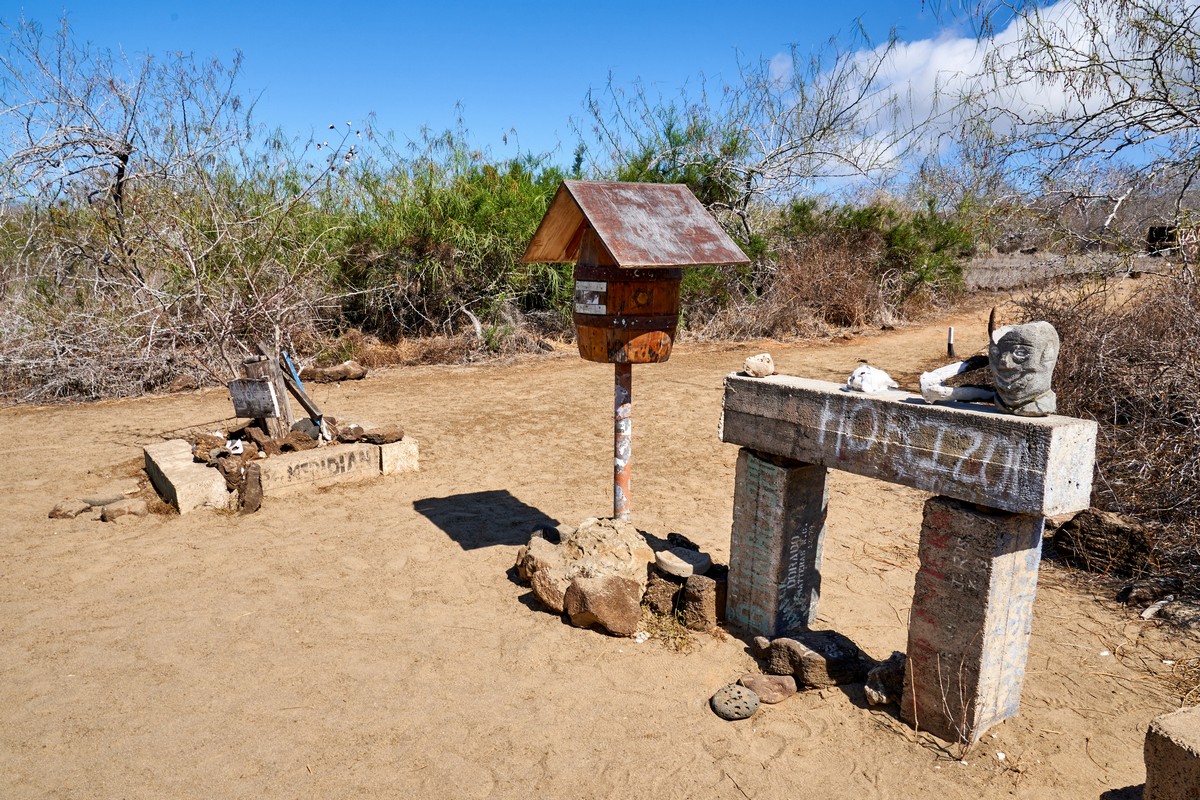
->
573 264 682 364
524 180 749 519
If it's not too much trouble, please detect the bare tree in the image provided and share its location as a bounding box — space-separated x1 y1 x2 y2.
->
0 15 355 400
579 28 937 238
970 0 1200 243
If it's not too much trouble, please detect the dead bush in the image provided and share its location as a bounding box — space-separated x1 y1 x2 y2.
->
1017 272 1200 592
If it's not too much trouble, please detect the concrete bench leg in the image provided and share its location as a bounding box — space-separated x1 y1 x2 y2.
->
1145 705 1200 800
901 496 1045 743
726 448 828 637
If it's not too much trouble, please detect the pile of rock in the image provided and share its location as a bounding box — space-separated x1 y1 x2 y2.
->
710 637 908 722
191 418 405 514
513 519 729 638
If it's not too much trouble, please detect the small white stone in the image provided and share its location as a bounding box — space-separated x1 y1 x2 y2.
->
633 631 650 644
1099 650 1111 657
846 365 898 394
743 353 775 377
995 752 1006 762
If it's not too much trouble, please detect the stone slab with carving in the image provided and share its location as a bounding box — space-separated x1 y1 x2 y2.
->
719 374 1096 516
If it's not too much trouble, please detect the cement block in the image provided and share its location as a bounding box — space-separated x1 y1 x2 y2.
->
258 443 379 495
378 437 419 475
726 449 827 637
1145 705 1200 800
901 496 1044 744
143 439 232 514
719 373 1096 516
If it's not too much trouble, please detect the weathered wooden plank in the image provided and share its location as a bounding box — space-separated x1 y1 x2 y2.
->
719 374 1096 516
227 378 278 419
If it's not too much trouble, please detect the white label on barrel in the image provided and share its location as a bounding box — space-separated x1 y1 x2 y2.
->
574 280 607 315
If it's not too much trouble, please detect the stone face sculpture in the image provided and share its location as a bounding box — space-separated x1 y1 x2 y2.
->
989 321 1059 416
918 316 1060 417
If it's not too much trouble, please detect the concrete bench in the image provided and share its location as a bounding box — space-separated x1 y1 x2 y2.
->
719 373 1097 744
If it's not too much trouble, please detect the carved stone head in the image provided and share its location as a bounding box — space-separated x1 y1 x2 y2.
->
988 321 1060 416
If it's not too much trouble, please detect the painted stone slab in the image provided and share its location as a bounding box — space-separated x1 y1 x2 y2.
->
258 443 379 495
719 374 1096 516
901 496 1044 744
727 449 827 637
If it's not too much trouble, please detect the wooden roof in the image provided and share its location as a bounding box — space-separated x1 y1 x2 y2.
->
522 180 750 267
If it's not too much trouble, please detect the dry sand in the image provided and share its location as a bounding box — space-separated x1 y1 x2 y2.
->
1 303 1193 799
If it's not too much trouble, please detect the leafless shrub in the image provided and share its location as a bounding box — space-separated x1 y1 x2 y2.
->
1017 272 1200 590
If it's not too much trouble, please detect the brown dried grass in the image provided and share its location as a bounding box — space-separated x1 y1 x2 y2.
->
1017 270 1200 594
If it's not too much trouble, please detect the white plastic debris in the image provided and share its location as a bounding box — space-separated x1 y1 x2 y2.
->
743 353 775 377
846 365 898 394
995 752 1006 762
1141 596 1175 620
633 631 650 644
225 439 244 455
1099 650 1111 657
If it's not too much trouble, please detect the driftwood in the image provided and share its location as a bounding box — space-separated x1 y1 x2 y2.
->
299 360 368 383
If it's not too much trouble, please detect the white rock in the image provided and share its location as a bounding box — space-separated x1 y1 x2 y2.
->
846 365 898 394
655 546 712 578
743 353 775 377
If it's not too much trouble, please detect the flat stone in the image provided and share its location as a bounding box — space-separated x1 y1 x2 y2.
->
751 636 771 655
710 684 759 720
865 651 906 706
679 574 718 632
642 572 682 616
144 439 232 514
257 442 379 495
764 630 871 687
290 418 322 439
563 574 642 637
1145 705 1200 800
49 499 91 519
362 425 405 445
379 438 419 475
79 484 138 507
656 546 712 578
101 498 148 522
738 674 797 704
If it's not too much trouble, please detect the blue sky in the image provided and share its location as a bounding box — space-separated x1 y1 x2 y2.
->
7 1 970 164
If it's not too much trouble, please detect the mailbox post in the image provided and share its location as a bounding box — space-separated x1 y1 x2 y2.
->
523 180 748 520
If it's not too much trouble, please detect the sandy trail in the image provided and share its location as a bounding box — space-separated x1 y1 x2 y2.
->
0 303 1191 799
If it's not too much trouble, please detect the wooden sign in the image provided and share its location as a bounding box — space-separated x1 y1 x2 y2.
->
228 377 280 419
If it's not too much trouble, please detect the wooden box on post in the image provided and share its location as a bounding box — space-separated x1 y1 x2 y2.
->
523 180 749 520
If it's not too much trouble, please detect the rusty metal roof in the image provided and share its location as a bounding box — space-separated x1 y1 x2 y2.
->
522 180 750 267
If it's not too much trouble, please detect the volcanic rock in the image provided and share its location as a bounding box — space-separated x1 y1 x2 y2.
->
563 574 643 636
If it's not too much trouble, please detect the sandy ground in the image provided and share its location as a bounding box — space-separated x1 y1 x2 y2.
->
1 301 1194 800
